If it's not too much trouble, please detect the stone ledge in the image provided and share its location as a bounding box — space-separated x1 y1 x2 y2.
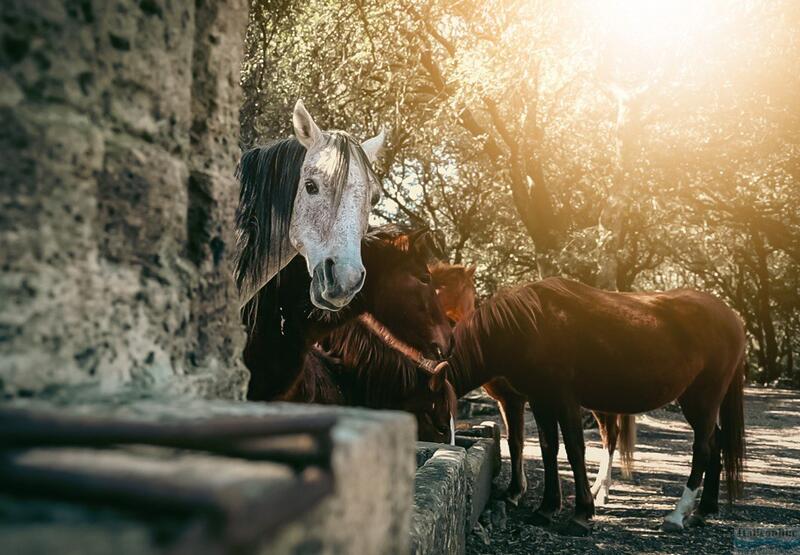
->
411 422 501 555
0 396 417 555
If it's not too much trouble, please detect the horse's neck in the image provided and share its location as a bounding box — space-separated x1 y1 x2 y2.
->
246 292 368 402
239 245 298 309
447 342 498 398
244 321 307 401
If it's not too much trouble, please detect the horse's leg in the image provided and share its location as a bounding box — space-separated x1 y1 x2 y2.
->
662 396 717 532
529 402 561 526
558 401 595 536
589 411 617 506
687 425 722 527
488 380 528 505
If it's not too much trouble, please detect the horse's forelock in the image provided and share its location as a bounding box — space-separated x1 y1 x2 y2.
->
323 131 379 222
430 262 471 287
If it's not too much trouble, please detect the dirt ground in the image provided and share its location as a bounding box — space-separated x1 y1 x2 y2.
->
461 387 800 554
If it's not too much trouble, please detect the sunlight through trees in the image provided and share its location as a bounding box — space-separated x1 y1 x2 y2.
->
242 0 800 384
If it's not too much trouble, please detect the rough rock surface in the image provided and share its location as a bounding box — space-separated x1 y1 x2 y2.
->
0 0 249 398
412 445 468 555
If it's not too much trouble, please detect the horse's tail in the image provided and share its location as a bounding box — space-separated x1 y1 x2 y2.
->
617 414 636 478
720 356 746 504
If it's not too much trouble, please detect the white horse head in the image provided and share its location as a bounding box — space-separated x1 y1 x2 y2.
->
290 100 385 310
234 100 385 311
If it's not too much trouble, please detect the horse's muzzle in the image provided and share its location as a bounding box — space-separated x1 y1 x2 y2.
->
310 257 366 311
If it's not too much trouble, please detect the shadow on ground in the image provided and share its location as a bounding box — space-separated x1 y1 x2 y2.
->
462 387 800 554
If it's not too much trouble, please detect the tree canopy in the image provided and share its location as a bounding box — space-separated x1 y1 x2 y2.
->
242 0 800 385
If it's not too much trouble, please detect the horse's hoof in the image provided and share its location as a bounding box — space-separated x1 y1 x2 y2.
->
685 513 707 528
594 491 609 507
661 519 684 533
528 510 554 527
506 489 525 507
557 518 592 537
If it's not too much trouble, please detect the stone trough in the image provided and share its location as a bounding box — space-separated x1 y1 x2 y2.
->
0 395 418 555
410 421 501 554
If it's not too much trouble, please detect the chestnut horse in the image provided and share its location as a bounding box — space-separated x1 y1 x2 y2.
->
445 277 746 535
243 226 451 402
280 263 474 443
429 268 635 508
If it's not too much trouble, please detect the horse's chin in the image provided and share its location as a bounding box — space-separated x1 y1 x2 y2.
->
310 288 344 311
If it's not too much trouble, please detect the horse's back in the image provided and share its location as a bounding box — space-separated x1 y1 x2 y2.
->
532 277 741 338
527 277 744 413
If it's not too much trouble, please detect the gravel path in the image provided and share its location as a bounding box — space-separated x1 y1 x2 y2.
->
462 387 800 554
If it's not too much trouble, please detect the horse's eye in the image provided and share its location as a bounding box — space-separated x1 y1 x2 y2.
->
305 179 319 195
420 273 432 284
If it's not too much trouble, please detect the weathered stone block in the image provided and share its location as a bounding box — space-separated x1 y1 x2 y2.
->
411 446 467 555
0 0 249 399
0 396 417 555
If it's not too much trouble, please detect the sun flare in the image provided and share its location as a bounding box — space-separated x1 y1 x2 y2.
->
588 0 716 52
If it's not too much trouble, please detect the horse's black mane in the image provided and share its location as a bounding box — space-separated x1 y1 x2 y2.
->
234 132 378 305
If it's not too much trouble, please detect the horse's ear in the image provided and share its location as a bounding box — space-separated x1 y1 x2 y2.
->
466 266 476 279
428 371 445 392
293 99 322 149
427 361 449 392
361 128 386 164
408 229 434 259
409 228 446 262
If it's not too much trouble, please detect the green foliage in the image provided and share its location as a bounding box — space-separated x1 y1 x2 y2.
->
242 0 800 385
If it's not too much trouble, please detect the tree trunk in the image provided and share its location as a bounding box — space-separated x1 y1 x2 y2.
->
752 229 780 382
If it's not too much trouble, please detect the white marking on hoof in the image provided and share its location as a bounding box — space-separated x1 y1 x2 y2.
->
591 449 614 503
594 486 609 506
449 415 455 446
662 486 698 532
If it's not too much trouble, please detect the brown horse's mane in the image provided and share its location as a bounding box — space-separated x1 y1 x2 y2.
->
321 318 426 407
282 318 430 409
284 248 457 409
449 283 543 395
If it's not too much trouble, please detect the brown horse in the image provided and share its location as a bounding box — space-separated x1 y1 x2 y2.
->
430 262 476 324
431 268 635 508
243 226 452 402
280 263 473 443
445 277 746 535
284 316 456 443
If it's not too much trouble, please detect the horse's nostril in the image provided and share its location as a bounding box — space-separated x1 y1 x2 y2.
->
323 257 336 289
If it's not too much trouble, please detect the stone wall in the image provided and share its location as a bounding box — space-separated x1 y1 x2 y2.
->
0 0 249 398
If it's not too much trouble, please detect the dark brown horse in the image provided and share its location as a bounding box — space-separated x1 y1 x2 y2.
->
243 226 452 402
445 277 746 535
284 316 456 443
280 262 472 443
